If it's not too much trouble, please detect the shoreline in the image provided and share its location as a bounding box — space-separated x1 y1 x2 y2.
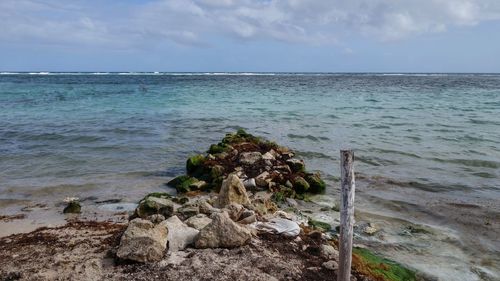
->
1 130 499 281
1 173 499 280
0 194 415 281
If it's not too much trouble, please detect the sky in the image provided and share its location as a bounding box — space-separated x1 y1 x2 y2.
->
1 0 500 72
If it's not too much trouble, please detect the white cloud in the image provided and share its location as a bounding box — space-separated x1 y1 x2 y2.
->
1 0 500 48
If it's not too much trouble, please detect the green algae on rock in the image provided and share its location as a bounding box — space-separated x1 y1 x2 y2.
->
63 201 81 214
167 175 207 193
305 173 326 193
134 192 174 219
308 218 332 232
292 176 310 193
167 130 328 199
186 154 206 175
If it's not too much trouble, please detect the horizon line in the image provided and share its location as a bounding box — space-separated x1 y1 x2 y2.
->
2 71 500 75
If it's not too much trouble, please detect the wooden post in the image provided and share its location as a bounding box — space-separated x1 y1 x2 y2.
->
338 150 355 281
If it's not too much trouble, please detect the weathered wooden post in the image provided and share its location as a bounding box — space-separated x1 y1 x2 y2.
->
338 150 355 281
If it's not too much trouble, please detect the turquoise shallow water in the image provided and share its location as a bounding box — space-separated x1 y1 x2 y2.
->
1 73 499 280
1 73 499 198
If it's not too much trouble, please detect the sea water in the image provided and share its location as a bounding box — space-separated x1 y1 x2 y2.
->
0 73 499 280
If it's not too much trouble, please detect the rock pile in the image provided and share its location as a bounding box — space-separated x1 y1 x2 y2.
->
116 130 327 263
167 129 326 199
117 172 304 263
116 218 168 262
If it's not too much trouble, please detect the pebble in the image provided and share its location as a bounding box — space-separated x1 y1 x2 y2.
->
322 260 338 270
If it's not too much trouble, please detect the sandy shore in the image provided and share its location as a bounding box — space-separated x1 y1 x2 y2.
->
0 217 373 281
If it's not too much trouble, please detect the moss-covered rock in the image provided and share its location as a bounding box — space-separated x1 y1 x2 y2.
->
167 175 205 193
167 130 327 199
208 143 228 154
352 248 417 281
220 129 279 150
305 173 326 193
135 193 174 219
286 159 305 173
271 186 299 203
172 197 189 205
142 192 172 200
308 218 332 231
293 176 310 193
186 154 206 174
63 201 81 214
177 204 200 220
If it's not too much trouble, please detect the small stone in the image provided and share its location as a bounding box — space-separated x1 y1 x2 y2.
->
262 151 275 160
235 170 246 178
195 211 252 248
255 171 270 187
63 201 81 214
243 178 257 189
363 226 378 235
135 196 174 219
147 214 166 224
185 214 212 230
281 151 295 160
292 176 310 193
164 216 199 252
172 197 189 205
320 244 339 260
274 165 292 174
117 218 168 262
199 200 218 215
177 204 200 220
286 159 305 173
215 174 251 208
237 210 256 224
186 155 205 174
305 173 326 193
210 165 225 179
189 180 207 190
239 152 262 165
322 260 338 271
224 203 244 221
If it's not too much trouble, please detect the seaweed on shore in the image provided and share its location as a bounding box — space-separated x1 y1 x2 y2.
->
167 129 326 198
352 247 417 281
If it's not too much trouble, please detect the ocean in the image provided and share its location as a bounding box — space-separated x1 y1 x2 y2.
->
0 73 499 280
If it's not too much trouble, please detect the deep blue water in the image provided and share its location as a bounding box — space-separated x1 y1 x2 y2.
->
0 73 499 200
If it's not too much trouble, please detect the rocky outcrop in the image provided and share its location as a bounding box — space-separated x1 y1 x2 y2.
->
164 216 199 252
116 218 168 262
165 130 328 201
215 174 251 208
194 212 252 249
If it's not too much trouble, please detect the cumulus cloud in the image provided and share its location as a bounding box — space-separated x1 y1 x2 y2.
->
1 0 500 48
